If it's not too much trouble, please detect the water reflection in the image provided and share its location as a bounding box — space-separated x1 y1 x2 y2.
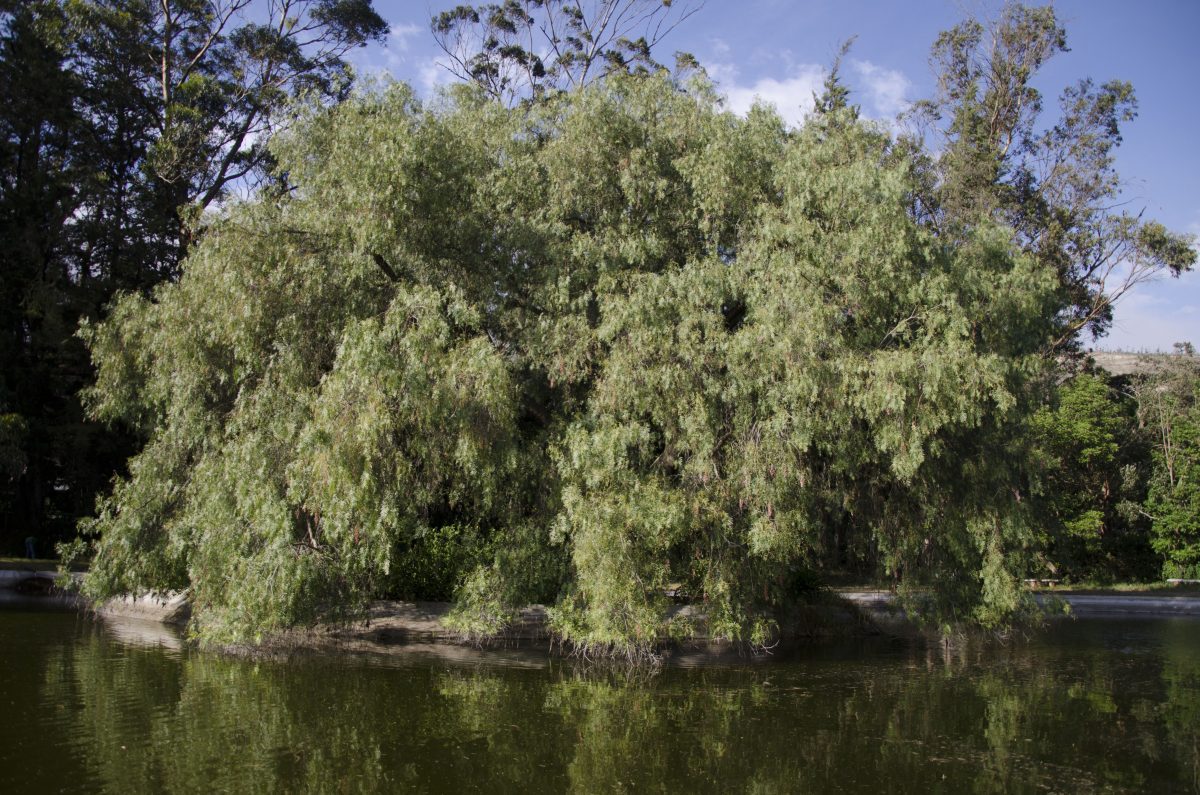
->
1162 622 1200 792
5 609 1199 793
98 616 185 652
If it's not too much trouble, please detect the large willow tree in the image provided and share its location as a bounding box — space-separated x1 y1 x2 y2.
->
81 72 1060 650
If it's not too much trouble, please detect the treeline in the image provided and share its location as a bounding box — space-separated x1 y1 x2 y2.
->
2 2 1196 652
1031 350 1199 583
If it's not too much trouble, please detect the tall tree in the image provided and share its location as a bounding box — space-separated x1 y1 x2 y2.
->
1028 371 1152 580
0 0 386 552
69 2 1199 653
0 1 117 549
1136 344 1200 579
68 0 388 273
911 3 1194 351
81 74 1058 649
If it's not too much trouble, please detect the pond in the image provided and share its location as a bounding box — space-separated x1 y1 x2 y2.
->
1 594 1198 793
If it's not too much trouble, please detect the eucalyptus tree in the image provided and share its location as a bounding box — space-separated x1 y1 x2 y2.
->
431 0 703 103
904 2 1195 590
911 3 1194 351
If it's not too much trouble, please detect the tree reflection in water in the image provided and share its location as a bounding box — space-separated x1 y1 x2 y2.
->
28 618 1200 793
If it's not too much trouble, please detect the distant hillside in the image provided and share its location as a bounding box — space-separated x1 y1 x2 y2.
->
1088 351 1177 376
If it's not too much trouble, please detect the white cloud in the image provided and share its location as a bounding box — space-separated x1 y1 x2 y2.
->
851 60 911 119
709 37 732 58
704 60 738 87
379 23 425 70
705 49 912 131
419 58 455 94
711 61 826 128
389 23 423 51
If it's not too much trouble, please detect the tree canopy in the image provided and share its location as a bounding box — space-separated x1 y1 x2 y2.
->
80 71 1066 649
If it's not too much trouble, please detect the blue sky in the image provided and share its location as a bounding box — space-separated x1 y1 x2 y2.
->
351 1 1199 352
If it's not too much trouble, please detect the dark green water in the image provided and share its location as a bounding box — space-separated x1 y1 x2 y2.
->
2 595 1198 793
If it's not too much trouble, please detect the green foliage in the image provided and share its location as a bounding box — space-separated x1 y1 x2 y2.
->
386 523 487 601
1137 346 1200 579
1028 372 1153 580
913 3 1195 349
0 0 384 554
68 3 1196 653
79 71 1066 650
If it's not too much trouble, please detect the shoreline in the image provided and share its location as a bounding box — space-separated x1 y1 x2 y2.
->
839 589 1200 616
7 575 1200 663
7 584 896 661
